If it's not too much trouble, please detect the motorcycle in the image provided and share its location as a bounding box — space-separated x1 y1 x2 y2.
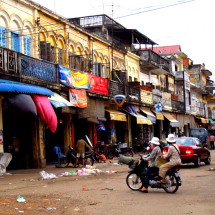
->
56 146 96 168
107 142 134 159
126 155 182 193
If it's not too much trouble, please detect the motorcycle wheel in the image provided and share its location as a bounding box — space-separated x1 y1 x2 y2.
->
85 157 94 166
163 173 179 193
126 172 143 191
59 157 70 168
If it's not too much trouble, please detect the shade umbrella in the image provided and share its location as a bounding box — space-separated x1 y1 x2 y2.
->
6 94 37 116
31 95 57 133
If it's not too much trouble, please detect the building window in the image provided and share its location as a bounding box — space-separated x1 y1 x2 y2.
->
58 48 63 65
40 41 56 63
93 62 102 77
23 36 31 55
0 26 7 47
11 31 20 52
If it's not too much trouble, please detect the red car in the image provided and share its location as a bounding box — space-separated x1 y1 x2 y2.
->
162 137 211 167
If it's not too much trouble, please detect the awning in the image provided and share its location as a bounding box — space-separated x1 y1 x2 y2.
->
0 79 53 96
6 94 37 116
106 110 127 121
132 113 152 125
208 118 215 124
140 107 156 123
195 117 208 124
161 111 180 127
49 92 75 108
153 111 164 120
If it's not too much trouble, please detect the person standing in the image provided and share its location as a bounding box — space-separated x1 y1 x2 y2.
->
74 137 92 167
209 134 215 150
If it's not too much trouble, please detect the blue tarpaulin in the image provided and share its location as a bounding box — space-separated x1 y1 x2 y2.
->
0 79 53 96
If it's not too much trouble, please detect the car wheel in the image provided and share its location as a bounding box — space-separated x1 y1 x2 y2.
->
204 155 211 165
194 156 201 167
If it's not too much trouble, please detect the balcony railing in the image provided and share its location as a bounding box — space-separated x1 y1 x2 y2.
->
0 46 58 85
109 80 125 96
137 49 170 72
109 80 141 103
126 86 140 103
171 100 185 112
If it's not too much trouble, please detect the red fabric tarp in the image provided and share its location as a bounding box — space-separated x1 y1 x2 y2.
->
32 95 57 133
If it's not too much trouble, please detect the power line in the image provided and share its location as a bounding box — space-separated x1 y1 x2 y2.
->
115 0 196 19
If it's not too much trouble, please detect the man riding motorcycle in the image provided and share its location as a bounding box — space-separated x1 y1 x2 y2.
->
139 137 162 193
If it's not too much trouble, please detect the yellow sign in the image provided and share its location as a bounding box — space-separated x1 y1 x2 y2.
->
140 90 153 104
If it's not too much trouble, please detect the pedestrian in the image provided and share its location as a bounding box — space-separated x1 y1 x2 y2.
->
158 133 181 184
209 134 215 150
74 136 93 167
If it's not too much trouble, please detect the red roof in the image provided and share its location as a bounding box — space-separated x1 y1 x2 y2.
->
151 45 182 55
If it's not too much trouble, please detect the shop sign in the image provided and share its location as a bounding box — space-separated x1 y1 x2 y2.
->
168 76 175 93
113 95 126 107
161 92 172 110
88 74 108 94
69 89 88 108
140 90 153 104
184 72 190 91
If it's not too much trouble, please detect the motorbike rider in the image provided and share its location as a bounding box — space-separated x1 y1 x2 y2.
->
139 137 162 193
158 133 181 184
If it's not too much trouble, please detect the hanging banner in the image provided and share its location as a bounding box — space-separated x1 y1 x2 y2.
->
69 89 88 108
58 65 72 87
58 65 90 89
70 70 90 89
88 74 108 94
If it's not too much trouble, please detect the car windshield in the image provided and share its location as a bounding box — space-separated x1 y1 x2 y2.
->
190 130 205 135
176 138 194 146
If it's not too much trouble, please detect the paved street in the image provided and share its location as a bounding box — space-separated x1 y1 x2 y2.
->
0 151 215 215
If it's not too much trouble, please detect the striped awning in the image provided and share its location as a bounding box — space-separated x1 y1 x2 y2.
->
0 79 53 96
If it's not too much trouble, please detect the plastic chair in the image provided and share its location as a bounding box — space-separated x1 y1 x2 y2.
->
54 146 66 163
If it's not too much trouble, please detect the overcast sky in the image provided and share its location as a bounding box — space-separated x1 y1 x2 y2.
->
33 0 215 80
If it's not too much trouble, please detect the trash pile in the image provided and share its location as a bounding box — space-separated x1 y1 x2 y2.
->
40 165 117 180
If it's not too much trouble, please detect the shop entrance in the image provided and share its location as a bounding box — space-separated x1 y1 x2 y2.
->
2 101 34 169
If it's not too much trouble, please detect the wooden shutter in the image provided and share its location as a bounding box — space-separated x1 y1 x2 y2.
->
0 27 7 47
40 41 47 60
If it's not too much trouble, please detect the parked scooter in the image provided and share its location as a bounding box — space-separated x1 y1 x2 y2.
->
126 155 182 193
56 146 96 168
107 142 134 159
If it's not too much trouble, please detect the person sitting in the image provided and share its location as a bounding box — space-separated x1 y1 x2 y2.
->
139 137 162 193
158 133 181 184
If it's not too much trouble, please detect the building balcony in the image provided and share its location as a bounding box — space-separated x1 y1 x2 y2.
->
108 80 141 104
136 49 170 74
0 46 59 89
171 100 185 112
108 80 125 96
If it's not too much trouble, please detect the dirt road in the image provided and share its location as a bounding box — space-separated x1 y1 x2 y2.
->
0 151 215 215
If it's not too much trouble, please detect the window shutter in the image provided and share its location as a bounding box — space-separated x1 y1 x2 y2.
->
0 27 7 47
24 36 31 55
40 41 47 60
98 63 102 77
11 32 20 52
